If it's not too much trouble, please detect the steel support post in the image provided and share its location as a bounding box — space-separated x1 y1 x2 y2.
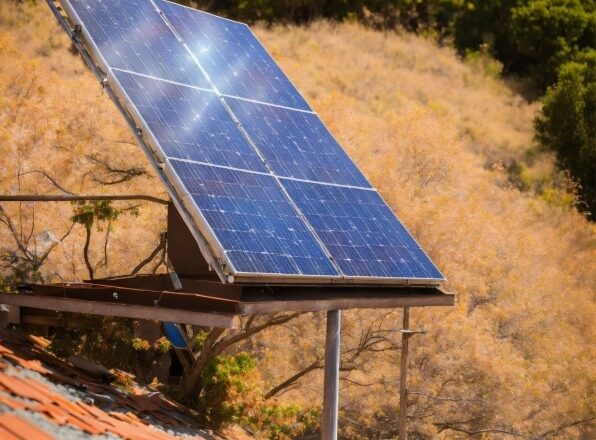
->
399 307 410 440
322 309 341 440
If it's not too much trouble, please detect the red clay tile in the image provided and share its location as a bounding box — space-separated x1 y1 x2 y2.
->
0 423 20 440
0 392 29 410
0 413 55 440
0 372 49 402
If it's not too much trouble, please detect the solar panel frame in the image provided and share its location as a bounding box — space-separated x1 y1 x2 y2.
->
54 0 445 286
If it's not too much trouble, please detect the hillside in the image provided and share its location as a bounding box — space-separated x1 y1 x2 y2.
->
1 1 594 438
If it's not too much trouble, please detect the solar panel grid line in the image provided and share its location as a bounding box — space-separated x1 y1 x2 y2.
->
151 0 347 278
48 0 228 282
110 67 214 94
106 71 280 279
106 69 167 164
282 180 445 282
278 176 376 192
241 24 314 112
219 93 316 115
225 97 374 188
61 0 212 89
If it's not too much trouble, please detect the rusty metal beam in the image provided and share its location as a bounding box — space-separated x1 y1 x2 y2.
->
0 294 237 328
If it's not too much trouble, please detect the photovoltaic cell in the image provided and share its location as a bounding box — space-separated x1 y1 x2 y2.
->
111 69 267 172
59 0 445 284
283 180 444 280
156 0 311 111
169 160 339 276
226 97 371 187
63 0 211 89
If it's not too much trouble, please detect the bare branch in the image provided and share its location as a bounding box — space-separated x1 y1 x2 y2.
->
130 233 166 275
19 170 75 195
86 154 147 185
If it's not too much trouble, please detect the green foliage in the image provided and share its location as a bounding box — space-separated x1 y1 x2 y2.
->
49 316 140 370
153 336 173 353
254 404 319 440
71 200 130 229
195 0 594 93
191 330 210 350
131 337 151 351
535 51 596 218
197 353 258 428
452 0 595 91
196 353 318 438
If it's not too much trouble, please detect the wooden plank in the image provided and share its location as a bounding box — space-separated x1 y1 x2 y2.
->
238 292 454 314
30 283 240 314
0 294 237 328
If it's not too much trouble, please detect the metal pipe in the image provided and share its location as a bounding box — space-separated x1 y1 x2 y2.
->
399 307 410 440
0 194 169 205
322 309 341 440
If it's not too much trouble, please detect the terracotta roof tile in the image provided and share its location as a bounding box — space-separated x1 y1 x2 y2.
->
0 329 246 440
0 413 55 440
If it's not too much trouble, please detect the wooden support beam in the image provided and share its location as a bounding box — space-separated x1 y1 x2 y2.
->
322 309 341 440
239 291 453 314
0 294 236 328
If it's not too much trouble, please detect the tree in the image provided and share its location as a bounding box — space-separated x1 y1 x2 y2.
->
453 0 595 92
535 51 596 218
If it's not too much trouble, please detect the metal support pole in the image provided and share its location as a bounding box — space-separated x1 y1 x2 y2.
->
399 307 410 440
322 309 341 440
0 194 169 205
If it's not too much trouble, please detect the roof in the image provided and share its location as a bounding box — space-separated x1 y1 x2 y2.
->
0 329 249 440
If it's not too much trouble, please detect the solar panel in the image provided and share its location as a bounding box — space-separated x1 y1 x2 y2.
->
110 69 267 171
282 180 444 279
155 0 311 111
168 160 338 276
64 0 212 89
58 0 445 285
225 97 371 187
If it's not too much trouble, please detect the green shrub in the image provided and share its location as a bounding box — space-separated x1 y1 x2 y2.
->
196 353 319 438
453 0 594 91
535 50 596 218
198 353 259 428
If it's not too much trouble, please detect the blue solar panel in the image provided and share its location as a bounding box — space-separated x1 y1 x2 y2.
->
58 0 444 284
156 0 311 111
283 180 444 280
169 159 339 277
111 69 268 172
62 0 211 89
226 98 371 187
